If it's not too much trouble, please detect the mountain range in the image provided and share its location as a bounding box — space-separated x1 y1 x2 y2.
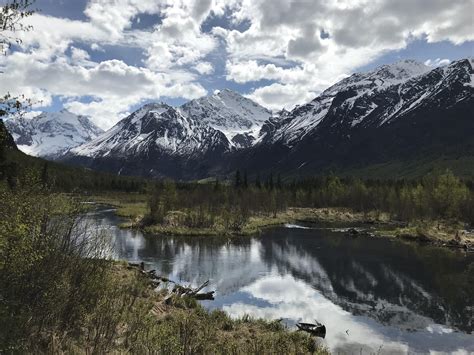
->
5 58 474 179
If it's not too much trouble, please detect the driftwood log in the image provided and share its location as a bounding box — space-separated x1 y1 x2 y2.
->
296 322 326 339
128 262 215 301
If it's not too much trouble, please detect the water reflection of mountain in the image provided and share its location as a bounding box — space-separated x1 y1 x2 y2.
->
88 208 473 335
258 228 474 333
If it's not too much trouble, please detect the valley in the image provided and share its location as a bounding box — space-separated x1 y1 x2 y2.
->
1 1 473 352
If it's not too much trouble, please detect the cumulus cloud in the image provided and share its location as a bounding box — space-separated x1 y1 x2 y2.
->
194 62 214 75
222 0 474 108
0 51 206 128
1 0 221 128
1 0 472 126
246 83 318 111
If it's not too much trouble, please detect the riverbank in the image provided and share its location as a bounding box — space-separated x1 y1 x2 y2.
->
109 261 329 354
83 194 474 250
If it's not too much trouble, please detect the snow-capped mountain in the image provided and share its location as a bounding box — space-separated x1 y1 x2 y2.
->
65 102 232 178
63 90 273 178
61 58 473 178
70 103 229 159
242 58 473 175
5 110 103 158
179 89 272 148
260 59 433 146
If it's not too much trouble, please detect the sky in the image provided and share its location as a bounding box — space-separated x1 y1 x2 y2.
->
0 0 473 129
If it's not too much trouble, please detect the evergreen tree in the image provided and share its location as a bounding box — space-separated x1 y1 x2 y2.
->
268 173 274 190
40 162 49 187
234 170 241 188
255 173 262 189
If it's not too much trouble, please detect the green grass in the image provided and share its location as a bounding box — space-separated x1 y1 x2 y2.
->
83 193 148 219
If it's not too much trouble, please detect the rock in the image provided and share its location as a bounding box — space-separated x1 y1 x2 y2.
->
346 228 359 237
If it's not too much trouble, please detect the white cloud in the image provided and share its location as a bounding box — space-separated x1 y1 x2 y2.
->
246 83 317 111
84 0 161 38
194 61 214 75
424 58 451 67
1 0 472 126
221 0 474 108
1 0 222 128
90 43 105 52
0 50 206 128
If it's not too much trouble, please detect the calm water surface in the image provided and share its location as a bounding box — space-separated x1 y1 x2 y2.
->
85 206 474 354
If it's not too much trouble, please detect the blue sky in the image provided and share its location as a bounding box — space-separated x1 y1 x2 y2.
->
1 0 472 128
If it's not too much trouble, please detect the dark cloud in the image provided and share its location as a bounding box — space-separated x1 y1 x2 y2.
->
287 25 325 58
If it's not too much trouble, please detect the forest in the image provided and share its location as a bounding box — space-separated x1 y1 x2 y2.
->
143 170 474 233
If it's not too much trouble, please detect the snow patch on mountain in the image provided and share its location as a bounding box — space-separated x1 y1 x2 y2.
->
179 89 272 146
262 59 471 146
5 110 103 158
70 104 230 159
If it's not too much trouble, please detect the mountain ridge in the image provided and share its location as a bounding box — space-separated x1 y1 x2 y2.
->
6 57 474 179
5 110 103 158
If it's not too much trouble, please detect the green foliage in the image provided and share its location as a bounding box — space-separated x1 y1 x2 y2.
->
0 175 113 352
1 1 36 116
144 170 474 233
0 177 328 353
0 142 148 193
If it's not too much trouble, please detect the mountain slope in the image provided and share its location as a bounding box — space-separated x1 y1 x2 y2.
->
239 58 474 176
179 89 272 148
64 103 231 179
259 59 432 146
60 58 474 179
5 110 103 158
0 119 17 152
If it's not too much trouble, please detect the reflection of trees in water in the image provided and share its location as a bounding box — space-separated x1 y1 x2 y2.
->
258 228 474 333
96 205 473 334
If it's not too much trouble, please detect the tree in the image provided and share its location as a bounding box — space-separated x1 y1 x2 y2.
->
266 172 274 190
40 161 49 187
234 170 241 188
432 170 469 220
255 173 261 189
0 1 35 117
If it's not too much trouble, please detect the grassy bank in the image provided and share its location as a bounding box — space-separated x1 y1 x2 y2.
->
107 262 329 354
89 193 473 250
83 192 148 220
374 220 474 249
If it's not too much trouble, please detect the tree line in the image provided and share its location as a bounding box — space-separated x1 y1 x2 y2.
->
144 169 474 232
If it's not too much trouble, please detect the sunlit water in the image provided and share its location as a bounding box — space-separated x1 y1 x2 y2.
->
84 206 474 354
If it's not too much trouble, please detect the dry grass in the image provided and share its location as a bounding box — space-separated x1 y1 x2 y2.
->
106 262 330 355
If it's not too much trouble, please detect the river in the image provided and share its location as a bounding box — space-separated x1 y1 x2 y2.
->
84 206 474 354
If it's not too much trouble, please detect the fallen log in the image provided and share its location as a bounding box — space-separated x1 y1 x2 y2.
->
128 261 145 270
194 291 215 300
296 322 326 339
188 280 210 296
127 263 216 301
